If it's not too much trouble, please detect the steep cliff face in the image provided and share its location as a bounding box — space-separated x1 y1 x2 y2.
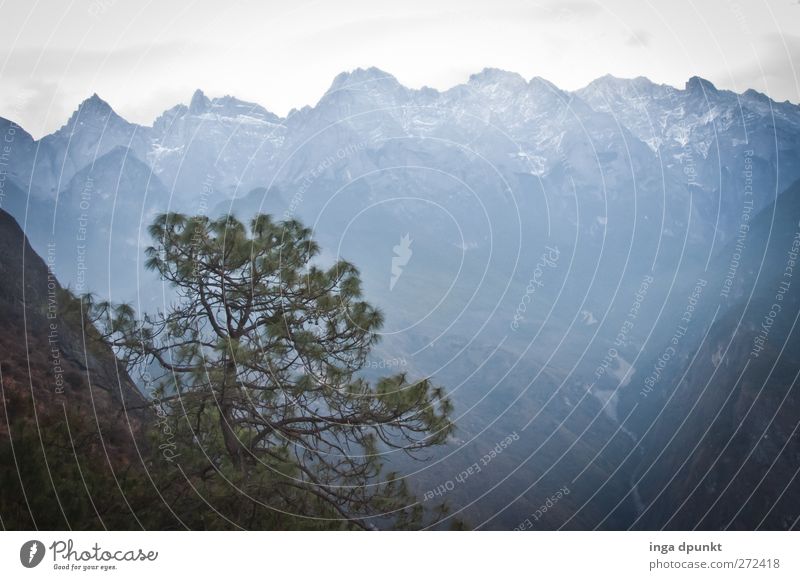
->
634 315 800 530
621 180 800 530
0 209 152 529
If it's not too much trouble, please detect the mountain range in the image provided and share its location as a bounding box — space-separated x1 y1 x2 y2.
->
1 68 798 300
1 67 799 529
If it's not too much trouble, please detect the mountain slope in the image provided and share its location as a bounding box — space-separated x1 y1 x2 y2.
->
0 209 152 528
618 179 800 530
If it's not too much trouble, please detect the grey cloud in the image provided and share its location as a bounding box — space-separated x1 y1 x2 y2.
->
0 42 193 81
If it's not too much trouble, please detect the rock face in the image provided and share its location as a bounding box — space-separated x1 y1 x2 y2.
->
0 209 151 529
629 310 800 530
0 208 147 413
618 179 800 530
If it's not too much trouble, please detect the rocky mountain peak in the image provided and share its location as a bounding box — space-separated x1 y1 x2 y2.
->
468 68 528 90
685 75 718 95
325 67 401 95
189 88 212 114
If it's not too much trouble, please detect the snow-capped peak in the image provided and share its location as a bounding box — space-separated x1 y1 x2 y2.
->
325 67 400 94
468 68 527 90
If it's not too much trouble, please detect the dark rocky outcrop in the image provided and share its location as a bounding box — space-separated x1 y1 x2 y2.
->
0 209 152 529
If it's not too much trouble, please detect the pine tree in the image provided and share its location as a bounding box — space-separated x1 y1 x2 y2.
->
92 213 453 529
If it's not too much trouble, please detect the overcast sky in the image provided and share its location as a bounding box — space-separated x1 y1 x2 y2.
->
1 0 798 138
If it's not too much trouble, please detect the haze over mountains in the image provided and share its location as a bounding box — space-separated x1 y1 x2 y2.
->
1 67 799 529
